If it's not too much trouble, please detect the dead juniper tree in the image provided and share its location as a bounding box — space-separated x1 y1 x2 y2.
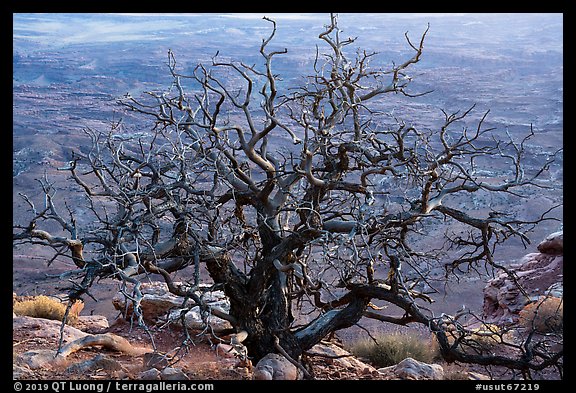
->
14 14 562 377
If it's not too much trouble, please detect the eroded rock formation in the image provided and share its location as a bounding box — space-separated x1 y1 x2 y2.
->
483 231 563 326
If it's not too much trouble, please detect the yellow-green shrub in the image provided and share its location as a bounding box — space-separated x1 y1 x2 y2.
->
349 331 439 368
13 295 81 326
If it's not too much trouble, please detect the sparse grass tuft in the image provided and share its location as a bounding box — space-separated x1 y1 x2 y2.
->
13 295 81 326
445 323 507 354
349 331 440 368
442 366 471 380
519 296 563 333
469 323 503 349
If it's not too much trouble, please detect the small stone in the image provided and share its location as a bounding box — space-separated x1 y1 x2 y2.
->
216 343 240 358
161 367 189 380
143 352 171 370
138 368 161 380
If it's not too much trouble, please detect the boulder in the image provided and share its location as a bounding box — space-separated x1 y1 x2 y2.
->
392 357 444 380
161 367 189 380
253 353 299 380
215 343 242 359
537 231 563 255
167 304 231 333
307 342 378 373
113 282 231 332
138 368 161 380
13 315 88 344
16 349 64 370
483 231 563 326
65 354 124 374
377 365 395 377
112 282 182 321
75 315 109 333
143 352 172 370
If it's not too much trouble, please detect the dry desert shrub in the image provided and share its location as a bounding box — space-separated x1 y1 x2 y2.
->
519 296 563 333
468 323 503 349
442 364 472 380
444 323 509 354
349 331 439 368
13 295 82 326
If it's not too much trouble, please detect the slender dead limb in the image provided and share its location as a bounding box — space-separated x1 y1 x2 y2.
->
273 335 313 380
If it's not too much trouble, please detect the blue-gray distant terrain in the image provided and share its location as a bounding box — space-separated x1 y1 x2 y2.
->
13 13 563 170
13 13 563 315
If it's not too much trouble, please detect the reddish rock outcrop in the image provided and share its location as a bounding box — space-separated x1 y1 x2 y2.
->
483 231 563 325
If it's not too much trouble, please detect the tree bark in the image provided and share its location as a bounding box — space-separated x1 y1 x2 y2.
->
294 297 370 351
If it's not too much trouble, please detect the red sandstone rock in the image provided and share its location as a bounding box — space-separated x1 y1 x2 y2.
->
483 231 563 325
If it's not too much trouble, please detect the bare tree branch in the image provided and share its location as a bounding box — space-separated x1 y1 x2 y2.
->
13 14 562 375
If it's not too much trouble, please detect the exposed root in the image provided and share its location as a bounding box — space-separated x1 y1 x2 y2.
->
57 333 153 359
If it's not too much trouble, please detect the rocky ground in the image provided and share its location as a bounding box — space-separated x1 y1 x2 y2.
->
12 286 482 381
13 315 249 380
12 13 563 383
12 231 562 381
14 313 497 382
12 314 395 381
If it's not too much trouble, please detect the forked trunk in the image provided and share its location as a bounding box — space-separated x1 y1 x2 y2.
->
232 270 301 361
